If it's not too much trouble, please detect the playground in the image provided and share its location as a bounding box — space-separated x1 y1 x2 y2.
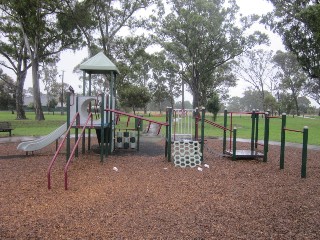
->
1 135 320 239
1 52 320 239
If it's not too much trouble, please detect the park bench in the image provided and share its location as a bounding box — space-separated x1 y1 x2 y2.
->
0 121 14 136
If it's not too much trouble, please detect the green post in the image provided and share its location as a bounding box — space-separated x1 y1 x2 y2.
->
100 94 105 162
301 126 308 178
263 112 269 162
223 109 227 153
280 113 286 169
194 108 199 140
109 72 114 154
82 72 86 96
255 111 259 149
165 108 168 158
137 127 140 152
251 110 255 152
66 93 71 162
167 107 172 162
200 107 205 162
232 127 237 161
75 95 79 158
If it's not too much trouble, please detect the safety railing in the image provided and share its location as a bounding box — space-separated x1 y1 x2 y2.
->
47 112 80 189
64 113 93 190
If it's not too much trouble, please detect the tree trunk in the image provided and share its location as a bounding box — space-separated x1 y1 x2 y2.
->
32 60 45 121
15 75 26 120
293 96 300 116
182 80 185 110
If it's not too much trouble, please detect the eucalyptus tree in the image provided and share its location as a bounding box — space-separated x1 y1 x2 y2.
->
264 1 320 79
0 7 30 119
273 50 308 116
0 0 82 120
156 0 268 108
233 49 276 111
149 51 181 109
0 69 15 110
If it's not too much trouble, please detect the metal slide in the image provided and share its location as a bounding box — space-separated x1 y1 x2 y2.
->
17 123 67 152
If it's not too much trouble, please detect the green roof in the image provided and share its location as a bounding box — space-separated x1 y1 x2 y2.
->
79 52 120 74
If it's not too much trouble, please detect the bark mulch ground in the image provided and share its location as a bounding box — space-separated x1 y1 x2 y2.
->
1 135 320 239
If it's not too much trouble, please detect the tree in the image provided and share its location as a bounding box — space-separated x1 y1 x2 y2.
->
39 61 59 113
234 49 276 111
297 96 311 116
0 7 31 119
206 93 220 121
0 69 15 110
264 1 320 79
273 50 308 116
0 1 82 120
118 83 151 114
241 90 267 111
226 96 243 112
156 0 268 109
149 51 181 109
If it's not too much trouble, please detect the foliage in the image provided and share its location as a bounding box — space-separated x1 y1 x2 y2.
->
273 50 308 116
234 49 276 111
0 0 83 120
206 93 220 121
263 1 320 79
156 0 268 108
118 83 151 114
0 70 15 110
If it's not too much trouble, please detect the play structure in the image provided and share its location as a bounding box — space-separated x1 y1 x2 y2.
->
17 52 310 190
204 110 267 160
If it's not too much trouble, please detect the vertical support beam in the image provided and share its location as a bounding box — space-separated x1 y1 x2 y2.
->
232 127 237 161
75 95 79 158
200 107 205 162
255 111 259 149
167 107 172 162
263 112 269 162
251 110 255 152
88 73 92 151
108 72 115 154
194 108 199 141
100 94 105 162
82 72 86 96
66 93 71 162
223 109 227 154
301 126 308 178
280 113 286 169
165 108 168 158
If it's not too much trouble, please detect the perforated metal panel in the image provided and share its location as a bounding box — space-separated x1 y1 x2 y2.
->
173 141 202 168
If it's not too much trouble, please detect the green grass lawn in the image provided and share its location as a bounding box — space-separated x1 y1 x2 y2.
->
1 110 319 146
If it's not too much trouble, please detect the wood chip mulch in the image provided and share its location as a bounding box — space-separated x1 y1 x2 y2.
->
1 136 320 239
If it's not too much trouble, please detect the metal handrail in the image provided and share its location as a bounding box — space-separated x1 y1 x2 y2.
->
105 108 169 126
47 112 79 190
64 113 93 190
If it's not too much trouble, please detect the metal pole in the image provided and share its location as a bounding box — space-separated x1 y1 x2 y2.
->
251 109 255 151
280 113 286 169
75 95 79 158
100 94 105 162
60 70 65 115
232 127 237 161
301 126 308 178
263 112 269 162
167 107 172 162
200 107 205 162
255 111 259 149
66 92 70 161
223 109 227 153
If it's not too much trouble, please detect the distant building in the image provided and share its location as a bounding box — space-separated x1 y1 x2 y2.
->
23 94 62 107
